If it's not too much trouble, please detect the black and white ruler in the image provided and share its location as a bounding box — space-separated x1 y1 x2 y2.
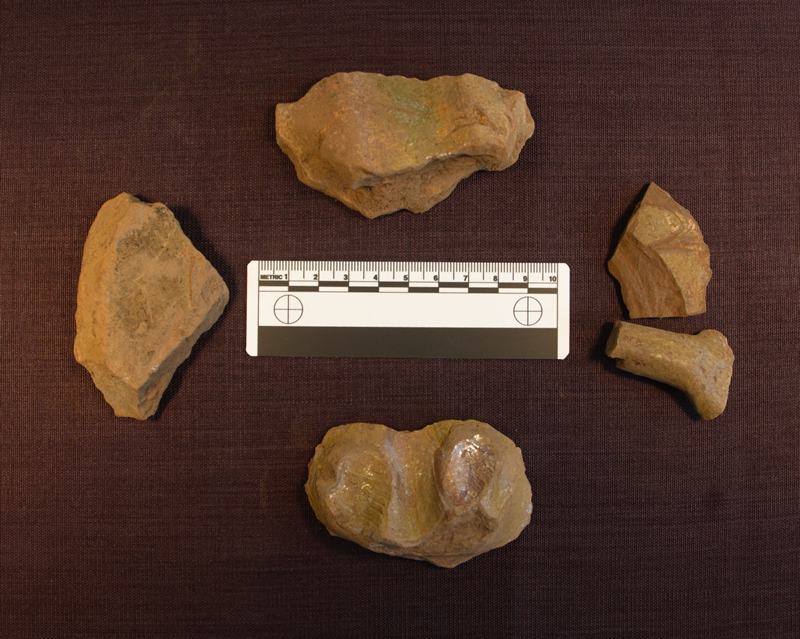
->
246 261 569 359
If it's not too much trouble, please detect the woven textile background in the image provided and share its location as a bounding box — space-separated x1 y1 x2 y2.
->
1 1 798 637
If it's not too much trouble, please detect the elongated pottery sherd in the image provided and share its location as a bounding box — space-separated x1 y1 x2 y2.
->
276 72 534 218
606 321 734 419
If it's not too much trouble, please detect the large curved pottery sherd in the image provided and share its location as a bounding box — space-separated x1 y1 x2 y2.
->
276 72 534 218
306 420 532 567
75 193 229 419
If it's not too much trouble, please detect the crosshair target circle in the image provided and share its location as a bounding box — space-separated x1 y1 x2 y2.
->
513 296 543 326
273 295 304 324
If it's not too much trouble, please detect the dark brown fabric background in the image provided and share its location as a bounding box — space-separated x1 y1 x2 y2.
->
1 1 798 637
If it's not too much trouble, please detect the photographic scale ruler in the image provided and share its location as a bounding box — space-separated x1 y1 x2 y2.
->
246 261 569 359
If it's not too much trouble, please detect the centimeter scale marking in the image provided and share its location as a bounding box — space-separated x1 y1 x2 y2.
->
246 261 569 359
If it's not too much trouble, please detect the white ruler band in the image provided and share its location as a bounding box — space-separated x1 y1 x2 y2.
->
246 261 569 359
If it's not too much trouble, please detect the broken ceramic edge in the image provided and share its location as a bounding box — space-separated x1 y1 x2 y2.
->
608 183 712 318
276 72 534 218
305 419 532 567
605 320 733 419
74 193 229 419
